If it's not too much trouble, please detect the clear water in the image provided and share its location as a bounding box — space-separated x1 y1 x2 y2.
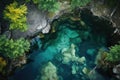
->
10 18 112 80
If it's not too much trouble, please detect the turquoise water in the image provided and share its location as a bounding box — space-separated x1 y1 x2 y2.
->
10 17 112 80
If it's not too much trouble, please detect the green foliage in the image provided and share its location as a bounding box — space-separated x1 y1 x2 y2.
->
31 0 92 13
96 44 120 64
70 0 91 9
33 0 60 13
105 0 118 7
105 44 120 62
0 35 30 59
4 1 28 32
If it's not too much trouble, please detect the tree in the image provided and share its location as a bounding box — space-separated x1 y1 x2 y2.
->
4 1 28 32
0 35 30 59
32 0 60 13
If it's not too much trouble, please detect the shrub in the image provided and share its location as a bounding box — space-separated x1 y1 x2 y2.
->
105 44 120 62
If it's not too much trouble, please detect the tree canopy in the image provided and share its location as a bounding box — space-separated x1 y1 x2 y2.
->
4 1 28 32
33 0 60 13
0 35 30 59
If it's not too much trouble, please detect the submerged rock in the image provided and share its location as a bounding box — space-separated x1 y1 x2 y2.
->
62 28 79 38
61 44 86 64
36 62 59 80
86 49 96 56
72 64 79 74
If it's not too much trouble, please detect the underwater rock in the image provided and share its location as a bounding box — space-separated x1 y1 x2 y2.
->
55 34 70 51
62 28 79 38
71 63 88 78
61 44 76 64
86 49 96 56
70 37 82 44
77 57 86 64
71 64 79 75
33 25 84 64
36 62 59 80
44 27 80 52
61 44 86 64
82 67 90 75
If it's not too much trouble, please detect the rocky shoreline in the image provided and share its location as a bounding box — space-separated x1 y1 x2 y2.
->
0 1 120 80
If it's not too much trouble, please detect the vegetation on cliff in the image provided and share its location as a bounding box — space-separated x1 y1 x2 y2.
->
95 43 120 73
33 0 60 13
0 35 30 59
4 1 28 31
31 0 91 13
